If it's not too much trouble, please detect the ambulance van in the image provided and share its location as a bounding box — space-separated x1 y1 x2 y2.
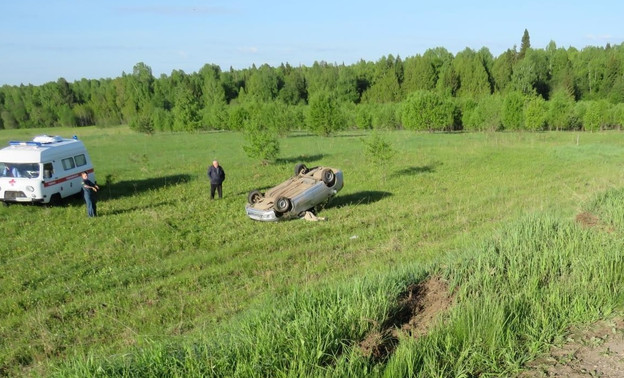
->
0 135 95 204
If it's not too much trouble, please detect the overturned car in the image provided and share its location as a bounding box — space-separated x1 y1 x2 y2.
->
245 164 344 221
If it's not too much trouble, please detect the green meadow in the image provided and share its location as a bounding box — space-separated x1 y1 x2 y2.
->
1 127 624 376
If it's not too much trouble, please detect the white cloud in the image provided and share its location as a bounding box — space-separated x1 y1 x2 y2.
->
238 47 258 54
585 34 614 41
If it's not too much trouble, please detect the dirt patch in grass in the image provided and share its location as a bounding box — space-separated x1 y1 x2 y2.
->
575 212 601 228
575 211 614 233
359 276 454 362
519 317 624 377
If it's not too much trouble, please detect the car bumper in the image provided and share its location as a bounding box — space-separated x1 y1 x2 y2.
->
245 205 281 222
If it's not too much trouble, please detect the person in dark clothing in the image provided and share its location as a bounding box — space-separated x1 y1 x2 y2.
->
81 171 99 217
207 160 226 199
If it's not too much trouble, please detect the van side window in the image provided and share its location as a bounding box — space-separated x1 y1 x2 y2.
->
74 154 87 167
62 157 75 170
43 162 54 179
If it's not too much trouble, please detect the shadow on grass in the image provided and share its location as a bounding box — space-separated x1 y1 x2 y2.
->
276 154 325 165
326 190 392 209
102 201 174 216
100 174 192 201
391 164 437 178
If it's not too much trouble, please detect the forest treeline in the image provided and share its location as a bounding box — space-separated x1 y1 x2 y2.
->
2 31 624 134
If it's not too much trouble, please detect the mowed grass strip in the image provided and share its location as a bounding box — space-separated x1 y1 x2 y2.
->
1 127 623 375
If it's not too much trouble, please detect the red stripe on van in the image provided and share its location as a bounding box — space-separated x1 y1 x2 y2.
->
43 168 94 188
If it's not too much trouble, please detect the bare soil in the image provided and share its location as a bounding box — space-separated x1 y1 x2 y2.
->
519 318 624 377
575 211 614 232
519 211 624 376
359 276 454 362
359 211 624 375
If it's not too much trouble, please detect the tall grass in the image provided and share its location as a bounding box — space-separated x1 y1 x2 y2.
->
1 127 624 376
58 208 624 376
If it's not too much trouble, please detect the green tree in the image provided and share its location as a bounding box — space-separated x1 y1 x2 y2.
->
335 65 360 103
304 61 339 99
129 104 155 134
436 61 459 96
547 45 576 98
242 119 280 164
88 79 122 126
401 90 457 131
278 64 307 105
583 100 611 131
611 103 624 129
306 91 345 136
523 95 548 131
492 49 516 93
371 103 401 130
227 105 249 131
402 54 437 96
501 91 525 130
572 46 606 100
462 95 503 131
245 64 279 102
361 55 402 103
172 80 201 131
361 132 395 182
199 64 228 129
510 49 550 97
519 29 531 60
454 48 492 97
355 105 373 129
73 104 95 126
548 90 575 130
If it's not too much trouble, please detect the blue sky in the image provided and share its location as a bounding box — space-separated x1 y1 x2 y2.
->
1 0 622 86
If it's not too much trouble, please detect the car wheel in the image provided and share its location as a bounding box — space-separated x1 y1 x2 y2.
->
294 163 308 176
321 169 335 187
247 190 263 204
274 197 291 213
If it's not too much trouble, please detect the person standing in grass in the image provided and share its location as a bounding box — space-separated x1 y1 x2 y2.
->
81 171 99 217
208 160 226 199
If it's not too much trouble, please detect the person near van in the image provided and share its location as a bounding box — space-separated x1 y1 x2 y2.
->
3 165 20 177
81 171 99 217
207 160 226 199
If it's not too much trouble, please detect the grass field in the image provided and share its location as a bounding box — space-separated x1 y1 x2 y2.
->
1 127 624 376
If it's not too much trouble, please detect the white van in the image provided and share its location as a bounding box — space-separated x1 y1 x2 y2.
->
0 135 95 204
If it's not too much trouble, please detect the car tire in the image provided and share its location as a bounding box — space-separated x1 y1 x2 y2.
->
274 197 291 213
294 163 308 176
321 169 335 187
248 190 263 204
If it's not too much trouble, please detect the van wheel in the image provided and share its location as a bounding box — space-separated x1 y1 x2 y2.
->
48 194 62 206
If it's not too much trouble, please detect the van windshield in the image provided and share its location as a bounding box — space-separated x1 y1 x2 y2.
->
0 162 40 178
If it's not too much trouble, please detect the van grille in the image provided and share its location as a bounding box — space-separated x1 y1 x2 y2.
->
4 191 26 199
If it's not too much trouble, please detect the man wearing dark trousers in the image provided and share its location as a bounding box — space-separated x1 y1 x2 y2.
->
81 171 99 217
208 160 226 199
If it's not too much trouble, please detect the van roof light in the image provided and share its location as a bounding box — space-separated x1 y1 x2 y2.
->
32 135 64 144
9 141 42 147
